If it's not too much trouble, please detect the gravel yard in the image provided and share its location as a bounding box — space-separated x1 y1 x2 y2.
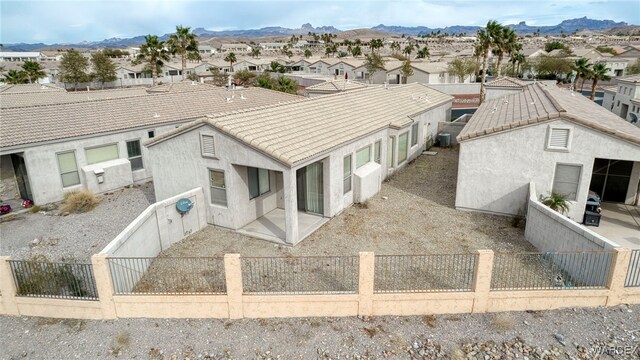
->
0 183 155 262
1 305 638 359
162 147 532 258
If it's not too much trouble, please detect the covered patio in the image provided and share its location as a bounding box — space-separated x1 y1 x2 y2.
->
237 208 329 245
592 203 640 249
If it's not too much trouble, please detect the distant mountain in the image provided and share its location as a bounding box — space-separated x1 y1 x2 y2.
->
1 18 632 51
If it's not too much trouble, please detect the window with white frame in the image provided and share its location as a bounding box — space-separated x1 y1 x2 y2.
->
411 123 419 147
374 140 382 164
343 154 352 194
552 163 581 201
57 151 80 188
247 167 270 199
126 140 143 171
356 146 371 168
546 126 572 151
85 144 118 165
387 136 395 168
397 132 409 164
209 169 227 206
201 134 216 157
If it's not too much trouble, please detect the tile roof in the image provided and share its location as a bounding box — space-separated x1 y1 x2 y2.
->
458 82 640 145
485 76 528 88
0 83 65 94
0 87 300 150
618 74 640 84
305 80 368 92
148 83 454 166
1 87 149 108
144 81 223 93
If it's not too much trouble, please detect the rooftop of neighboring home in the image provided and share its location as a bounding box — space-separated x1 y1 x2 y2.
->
305 79 368 93
0 83 65 94
148 83 454 166
458 82 640 145
387 61 449 74
485 76 529 88
618 74 640 84
0 85 300 151
0 86 149 108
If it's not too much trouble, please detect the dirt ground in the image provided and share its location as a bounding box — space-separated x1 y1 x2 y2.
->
162 147 532 258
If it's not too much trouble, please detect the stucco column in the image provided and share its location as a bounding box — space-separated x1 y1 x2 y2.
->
0 256 20 316
224 254 244 319
282 169 299 245
358 252 375 316
91 254 117 319
472 250 494 313
606 248 632 307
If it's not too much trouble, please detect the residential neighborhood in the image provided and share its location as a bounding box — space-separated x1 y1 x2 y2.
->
1 0 640 358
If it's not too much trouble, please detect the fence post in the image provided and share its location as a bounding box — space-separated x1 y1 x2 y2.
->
224 254 243 319
0 256 19 316
91 254 117 319
472 250 494 313
606 248 632 307
358 252 375 317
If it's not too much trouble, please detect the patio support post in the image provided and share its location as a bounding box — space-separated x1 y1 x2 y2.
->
0 256 19 316
472 249 494 313
283 169 299 245
606 247 632 306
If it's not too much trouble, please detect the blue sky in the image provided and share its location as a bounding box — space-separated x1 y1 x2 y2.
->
1 0 638 44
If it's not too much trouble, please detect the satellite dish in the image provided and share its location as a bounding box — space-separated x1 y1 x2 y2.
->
175 198 194 215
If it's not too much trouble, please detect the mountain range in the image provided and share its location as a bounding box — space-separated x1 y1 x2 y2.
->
3 17 632 52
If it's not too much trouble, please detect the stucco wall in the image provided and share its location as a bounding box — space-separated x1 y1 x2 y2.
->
429 83 480 95
0 155 18 201
456 118 640 221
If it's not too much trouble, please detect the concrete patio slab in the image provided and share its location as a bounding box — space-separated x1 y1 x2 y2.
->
591 203 640 249
237 208 328 245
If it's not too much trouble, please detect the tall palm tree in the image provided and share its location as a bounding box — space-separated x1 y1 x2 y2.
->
574 58 592 91
21 60 47 83
4 69 27 84
224 52 237 71
510 53 526 77
589 63 611 100
493 27 517 77
416 46 430 59
478 20 501 103
351 45 362 58
167 25 199 80
134 34 171 85
390 41 400 54
369 39 383 54
250 48 261 58
403 44 415 58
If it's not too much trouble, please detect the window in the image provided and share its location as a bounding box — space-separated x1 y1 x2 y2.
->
201 134 215 157
343 154 352 194
356 146 371 168
57 151 80 188
148 130 155 138
126 140 143 171
209 169 227 206
86 144 118 165
397 132 409 164
374 140 382 164
546 127 572 151
411 123 419 147
387 136 395 168
552 164 581 201
248 167 270 199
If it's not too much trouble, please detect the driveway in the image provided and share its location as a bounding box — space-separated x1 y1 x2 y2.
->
592 203 640 249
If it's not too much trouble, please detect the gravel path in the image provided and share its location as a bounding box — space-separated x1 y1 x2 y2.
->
1 305 638 359
0 183 155 262
163 147 533 258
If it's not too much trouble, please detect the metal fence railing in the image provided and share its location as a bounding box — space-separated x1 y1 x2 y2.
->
626 250 640 288
374 254 478 293
108 257 226 295
9 260 98 300
241 256 359 294
491 251 615 291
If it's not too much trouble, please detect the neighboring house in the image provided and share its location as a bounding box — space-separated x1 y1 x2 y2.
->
386 62 467 85
146 84 454 245
221 43 252 53
308 59 337 75
327 59 365 80
288 59 312 73
455 82 640 222
602 74 640 126
484 76 529 100
522 48 548 59
0 51 45 62
0 84 299 205
304 79 368 97
353 60 403 84
198 45 216 55
259 43 287 51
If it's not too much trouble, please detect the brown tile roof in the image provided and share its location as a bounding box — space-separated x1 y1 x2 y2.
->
458 83 640 145
485 76 528 88
148 83 454 166
0 87 300 150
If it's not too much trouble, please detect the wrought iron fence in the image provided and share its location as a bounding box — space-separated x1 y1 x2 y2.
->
9 260 98 300
374 254 478 293
626 250 640 288
491 251 615 291
241 256 358 294
108 257 226 295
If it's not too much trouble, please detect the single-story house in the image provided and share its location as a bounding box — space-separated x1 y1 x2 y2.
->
385 62 464 85
455 82 640 222
305 79 368 97
483 76 529 100
0 84 299 205
221 43 252 53
146 83 454 245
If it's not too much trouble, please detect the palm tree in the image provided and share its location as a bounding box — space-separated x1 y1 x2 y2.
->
351 45 362 58
21 60 47 83
403 44 415 58
589 63 611 100
250 47 261 58
369 38 383 53
224 52 237 71
510 53 525 77
4 69 27 84
390 41 400 54
574 58 592 91
134 34 171 85
304 49 312 58
542 193 570 214
493 27 517 77
478 20 502 104
167 25 199 80
416 46 430 59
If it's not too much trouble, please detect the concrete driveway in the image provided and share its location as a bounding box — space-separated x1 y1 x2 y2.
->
592 203 640 249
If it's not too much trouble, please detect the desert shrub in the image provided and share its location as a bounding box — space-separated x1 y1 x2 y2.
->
62 190 99 213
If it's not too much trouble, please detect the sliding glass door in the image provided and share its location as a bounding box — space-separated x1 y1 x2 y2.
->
295 161 324 215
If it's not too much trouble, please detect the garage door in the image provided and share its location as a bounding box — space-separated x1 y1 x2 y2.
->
589 158 633 203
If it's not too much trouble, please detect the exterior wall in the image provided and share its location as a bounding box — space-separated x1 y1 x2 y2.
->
456 119 640 221
609 81 640 121
429 83 480 95
602 90 615 112
17 123 180 205
0 155 18 201
81 159 133 195
327 63 358 79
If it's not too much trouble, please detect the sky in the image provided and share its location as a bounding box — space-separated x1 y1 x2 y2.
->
1 0 639 44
